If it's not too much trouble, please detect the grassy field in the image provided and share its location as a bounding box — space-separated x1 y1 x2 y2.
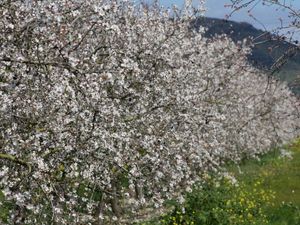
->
227 138 300 224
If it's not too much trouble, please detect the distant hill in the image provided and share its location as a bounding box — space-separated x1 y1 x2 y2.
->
192 17 300 95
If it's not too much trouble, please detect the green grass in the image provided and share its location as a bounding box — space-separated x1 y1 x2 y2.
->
227 138 300 224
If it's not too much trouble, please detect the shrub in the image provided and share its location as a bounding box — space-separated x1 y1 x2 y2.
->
160 175 275 225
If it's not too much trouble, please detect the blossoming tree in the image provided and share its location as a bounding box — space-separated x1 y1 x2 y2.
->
0 0 299 224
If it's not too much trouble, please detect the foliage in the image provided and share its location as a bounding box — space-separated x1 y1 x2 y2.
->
159 175 274 225
0 0 299 224
267 202 300 225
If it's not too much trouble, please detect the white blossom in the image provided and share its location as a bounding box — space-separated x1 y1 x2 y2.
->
0 0 299 224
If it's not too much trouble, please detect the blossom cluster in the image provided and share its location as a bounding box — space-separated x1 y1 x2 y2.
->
0 0 299 224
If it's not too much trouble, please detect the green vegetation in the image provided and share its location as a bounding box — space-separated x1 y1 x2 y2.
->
158 177 274 225
228 138 300 224
0 190 12 224
228 139 300 207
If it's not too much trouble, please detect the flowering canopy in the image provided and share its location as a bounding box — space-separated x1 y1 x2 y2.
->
0 0 299 224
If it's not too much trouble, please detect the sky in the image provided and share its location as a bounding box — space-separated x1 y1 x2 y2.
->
141 0 300 40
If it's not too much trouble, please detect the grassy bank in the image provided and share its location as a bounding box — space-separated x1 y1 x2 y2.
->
227 138 300 224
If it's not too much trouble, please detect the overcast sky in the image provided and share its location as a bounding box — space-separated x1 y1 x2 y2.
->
142 0 300 39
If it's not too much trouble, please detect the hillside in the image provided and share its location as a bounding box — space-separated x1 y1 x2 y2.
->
192 17 300 95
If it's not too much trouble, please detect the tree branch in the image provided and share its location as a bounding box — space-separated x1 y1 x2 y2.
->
0 153 31 173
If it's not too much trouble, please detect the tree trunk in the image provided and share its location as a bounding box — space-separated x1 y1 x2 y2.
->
93 193 105 225
111 180 122 218
135 180 144 200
